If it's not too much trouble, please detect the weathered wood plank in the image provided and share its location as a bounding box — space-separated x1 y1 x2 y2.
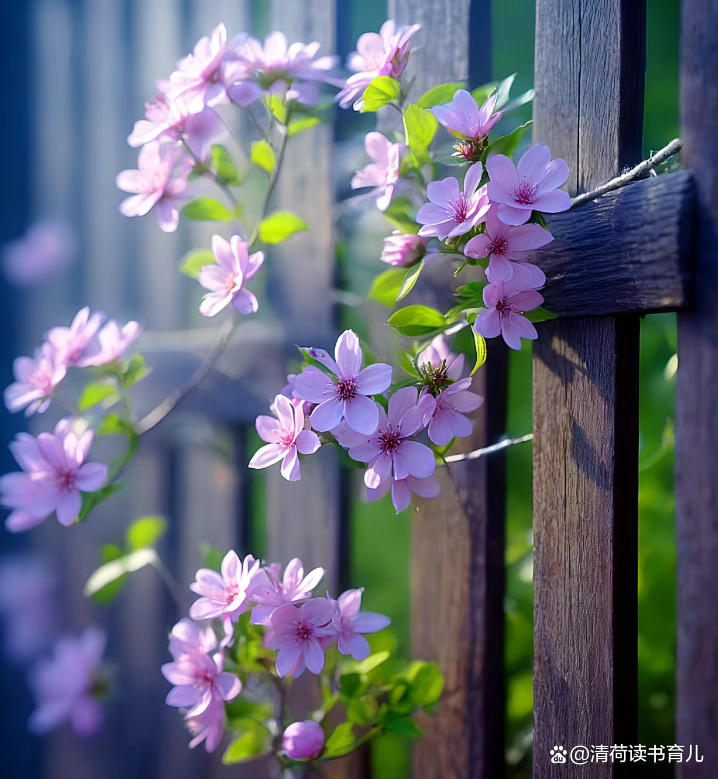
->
532 1 644 776
538 170 694 318
676 1 718 776
389 2 506 779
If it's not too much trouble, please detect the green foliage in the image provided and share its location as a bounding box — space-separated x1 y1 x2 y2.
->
403 104 438 166
182 197 235 221
484 121 533 160
368 269 405 307
258 211 309 244
388 306 447 337
417 82 465 109
84 547 157 601
288 114 322 136
383 198 420 234
78 382 118 411
223 719 272 764
251 140 276 174
126 516 167 549
524 306 556 323
323 722 357 758
180 249 216 279
397 261 424 301
121 354 148 388
361 76 402 112
211 144 242 185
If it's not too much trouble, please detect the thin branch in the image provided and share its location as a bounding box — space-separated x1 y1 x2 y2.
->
442 433 534 464
250 126 289 246
247 105 273 146
570 138 683 208
135 316 236 435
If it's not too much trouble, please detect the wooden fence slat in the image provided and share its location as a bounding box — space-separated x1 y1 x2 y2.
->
388 2 506 778
676 1 718 775
532 1 645 776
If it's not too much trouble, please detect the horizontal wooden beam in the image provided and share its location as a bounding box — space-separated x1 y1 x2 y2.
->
537 169 695 317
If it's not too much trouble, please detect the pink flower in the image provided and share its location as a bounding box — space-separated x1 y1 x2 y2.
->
380 231 427 268
162 644 240 717
331 588 390 661
464 207 551 284
4 343 67 416
417 163 491 240
189 551 260 644
293 330 392 436
265 598 337 678
249 558 325 625
0 419 107 532
46 307 106 368
473 264 544 350
2 221 75 287
337 21 421 110
416 335 465 382
486 143 571 226
128 96 224 163
367 473 441 514
116 141 192 233
342 386 436 489
430 89 503 144
282 720 325 761
249 395 321 481
28 628 106 736
80 318 141 366
351 132 402 212
167 618 218 660
421 378 483 446
198 235 264 317
185 693 227 753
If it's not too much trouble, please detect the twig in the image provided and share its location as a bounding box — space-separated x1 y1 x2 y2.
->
250 126 289 246
570 138 682 208
135 316 236 435
247 105 273 146
442 433 534 464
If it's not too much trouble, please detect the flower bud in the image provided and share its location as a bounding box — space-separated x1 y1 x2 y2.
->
281 720 325 761
380 231 427 268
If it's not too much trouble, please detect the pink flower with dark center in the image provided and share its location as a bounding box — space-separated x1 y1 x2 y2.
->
0 419 107 533
416 335 465 390
189 551 260 645
249 558 325 625
249 395 321 482
473 263 545 350
4 343 67 416
46 307 106 369
282 720 325 761
341 387 436 489
417 163 491 240
336 21 421 110
184 693 226 753
331 588 390 661
28 628 106 737
293 330 392 436
367 473 441 514
197 235 264 317
464 207 551 284
80 318 141 367
380 231 427 268
116 141 192 233
486 143 571 226
128 96 225 163
265 598 337 678
430 89 503 143
351 132 402 212
2 221 75 287
421 378 484 446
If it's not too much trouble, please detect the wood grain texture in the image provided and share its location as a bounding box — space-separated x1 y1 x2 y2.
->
539 170 694 317
676 1 718 776
389 2 506 778
532 1 644 776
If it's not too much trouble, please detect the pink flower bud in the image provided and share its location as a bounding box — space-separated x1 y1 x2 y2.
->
380 231 427 268
282 720 325 760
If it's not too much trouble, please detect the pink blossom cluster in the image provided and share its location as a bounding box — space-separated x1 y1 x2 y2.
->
163 552 390 754
249 330 484 513
4 307 141 417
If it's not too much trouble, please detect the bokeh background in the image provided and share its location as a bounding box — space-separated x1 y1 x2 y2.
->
0 0 680 777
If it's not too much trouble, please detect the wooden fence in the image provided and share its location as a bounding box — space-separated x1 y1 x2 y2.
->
0 0 716 778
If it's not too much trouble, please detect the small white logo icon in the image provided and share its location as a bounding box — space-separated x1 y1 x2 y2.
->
550 746 568 764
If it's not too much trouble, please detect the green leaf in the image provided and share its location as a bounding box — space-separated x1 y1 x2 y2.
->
368 268 405 307
361 76 402 112
340 672 362 698
225 697 273 726
524 305 556 324
406 661 444 709
251 140 276 174
97 413 134 437
211 144 242 185
403 104 438 167
288 114 322 136
385 716 424 739
222 718 271 765
417 82 465 109
485 121 532 160
267 94 287 124
388 305 447 337
471 81 498 106
121 353 148 388
298 347 338 379
200 543 225 572
383 197 420 234
78 382 118 412
343 651 391 676
471 331 487 374
126 516 167 550
323 722 356 758
84 548 157 599
78 483 124 523
493 73 517 109
102 543 123 563
180 249 216 279
258 211 309 244
182 197 234 221
456 281 487 300
397 261 424 301
502 88 535 113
